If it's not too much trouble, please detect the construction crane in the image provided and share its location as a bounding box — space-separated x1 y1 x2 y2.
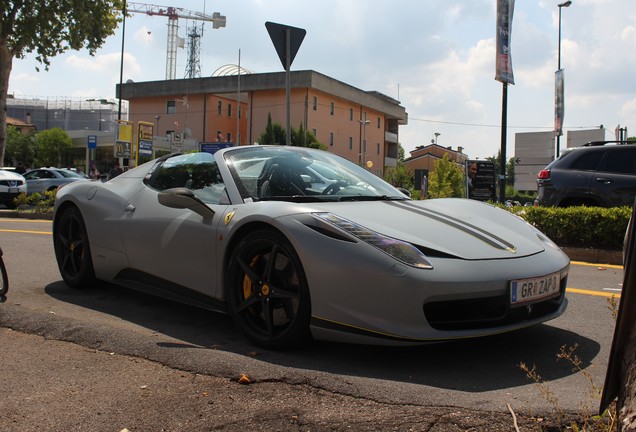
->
127 2 226 80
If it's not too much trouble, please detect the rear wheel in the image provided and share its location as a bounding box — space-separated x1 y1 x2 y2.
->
225 230 311 348
53 206 96 288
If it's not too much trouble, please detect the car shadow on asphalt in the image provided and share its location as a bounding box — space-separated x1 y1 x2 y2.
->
41 280 600 393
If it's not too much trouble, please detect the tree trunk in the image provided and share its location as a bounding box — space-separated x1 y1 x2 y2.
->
620 329 636 431
0 38 14 167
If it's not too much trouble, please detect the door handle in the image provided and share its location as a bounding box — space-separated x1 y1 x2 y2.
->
595 178 612 184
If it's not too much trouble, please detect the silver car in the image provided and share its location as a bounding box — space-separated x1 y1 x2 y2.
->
23 168 89 195
53 146 569 348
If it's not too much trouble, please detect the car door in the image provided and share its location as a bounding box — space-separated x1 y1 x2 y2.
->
119 155 229 299
23 169 52 195
594 146 636 206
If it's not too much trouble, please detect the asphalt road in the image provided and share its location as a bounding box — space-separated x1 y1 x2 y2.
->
0 217 624 430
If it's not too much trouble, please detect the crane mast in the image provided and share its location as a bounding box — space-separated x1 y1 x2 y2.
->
126 2 226 80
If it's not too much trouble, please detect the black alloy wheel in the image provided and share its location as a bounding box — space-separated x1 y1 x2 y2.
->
226 230 311 348
0 254 8 296
54 206 96 289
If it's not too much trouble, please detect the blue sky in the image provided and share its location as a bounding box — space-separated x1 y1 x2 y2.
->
8 0 636 159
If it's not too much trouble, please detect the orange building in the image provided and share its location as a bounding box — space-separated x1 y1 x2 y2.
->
403 144 468 191
119 70 407 176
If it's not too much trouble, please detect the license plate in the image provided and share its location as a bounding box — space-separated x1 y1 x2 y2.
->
8 187 18 193
510 271 560 305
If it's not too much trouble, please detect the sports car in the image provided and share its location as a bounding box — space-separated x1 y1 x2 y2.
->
53 145 569 348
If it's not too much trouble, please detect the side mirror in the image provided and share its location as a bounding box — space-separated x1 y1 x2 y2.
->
158 187 215 220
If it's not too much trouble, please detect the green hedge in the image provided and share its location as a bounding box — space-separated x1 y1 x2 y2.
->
507 205 631 250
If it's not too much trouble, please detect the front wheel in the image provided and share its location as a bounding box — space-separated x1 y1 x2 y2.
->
0 256 8 296
225 230 311 349
53 206 96 289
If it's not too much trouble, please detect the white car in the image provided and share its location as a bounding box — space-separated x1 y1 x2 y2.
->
0 169 27 209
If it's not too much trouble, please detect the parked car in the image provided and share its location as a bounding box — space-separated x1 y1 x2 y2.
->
22 168 90 195
0 169 27 208
537 141 636 207
53 146 569 348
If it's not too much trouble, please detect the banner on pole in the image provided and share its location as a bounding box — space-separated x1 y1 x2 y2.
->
554 69 565 137
495 0 515 85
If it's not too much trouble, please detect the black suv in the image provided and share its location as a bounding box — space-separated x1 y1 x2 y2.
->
537 141 636 207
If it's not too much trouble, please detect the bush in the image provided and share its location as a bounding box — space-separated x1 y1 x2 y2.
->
12 190 57 213
509 205 630 250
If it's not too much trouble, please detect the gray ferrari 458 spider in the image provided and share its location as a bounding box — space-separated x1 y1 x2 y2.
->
53 145 569 348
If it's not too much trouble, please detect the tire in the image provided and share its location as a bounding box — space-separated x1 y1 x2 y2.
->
225 230 311 349
53 206 96 289
0 257 8 296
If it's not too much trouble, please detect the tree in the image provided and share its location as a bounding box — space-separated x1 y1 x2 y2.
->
257 114 326 149
427 153 464 198
257 113 286 145
383 165 413 191
384 144 413 191
34 128 72 167
4 126 35 167
0 1 123 165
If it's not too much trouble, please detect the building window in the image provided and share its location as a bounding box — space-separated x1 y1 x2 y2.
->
228 103 232 117
238 106 241 119
329 132 334 147
167 100 176 114
349 108 354 121
226 132 232 143
312 96 317 111
349 136 353 150
330 102 334 115
217 101 222 115
312 128 317 137
377 117 381 128
377 143 380 154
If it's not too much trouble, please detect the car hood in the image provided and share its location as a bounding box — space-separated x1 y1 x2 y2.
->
305 198 548 260
0 170 25 181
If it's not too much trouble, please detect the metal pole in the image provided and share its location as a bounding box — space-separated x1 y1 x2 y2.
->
499 83 508 204
118 1 126 122
556 6 562 158
285 29 291 146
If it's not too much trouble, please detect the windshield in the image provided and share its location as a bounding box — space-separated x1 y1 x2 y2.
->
224 145 408 203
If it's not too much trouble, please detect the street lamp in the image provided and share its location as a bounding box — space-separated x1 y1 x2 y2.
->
359 113 370 167
154 115 161 137
555 0 572 158
434 132 441 145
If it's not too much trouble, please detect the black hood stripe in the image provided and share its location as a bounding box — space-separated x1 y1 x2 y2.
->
386 201 516 251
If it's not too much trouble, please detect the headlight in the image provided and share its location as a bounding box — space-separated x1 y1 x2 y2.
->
313 213 433 269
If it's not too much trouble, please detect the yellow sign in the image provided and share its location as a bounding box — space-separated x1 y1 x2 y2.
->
366 160 373 169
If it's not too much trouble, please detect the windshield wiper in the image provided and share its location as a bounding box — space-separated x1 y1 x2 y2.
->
337 195 408 202
257 195 335 203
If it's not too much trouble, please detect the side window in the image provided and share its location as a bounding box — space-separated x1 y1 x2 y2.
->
312 96 317 111
570 151 604 171
188 162 227 205
148 154 227 205
604 148 636 174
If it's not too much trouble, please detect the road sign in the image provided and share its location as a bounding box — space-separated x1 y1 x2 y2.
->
87 135 97 149
265 21 306 70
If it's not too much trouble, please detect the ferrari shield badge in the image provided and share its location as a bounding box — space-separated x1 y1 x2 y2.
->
224 211 236 225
